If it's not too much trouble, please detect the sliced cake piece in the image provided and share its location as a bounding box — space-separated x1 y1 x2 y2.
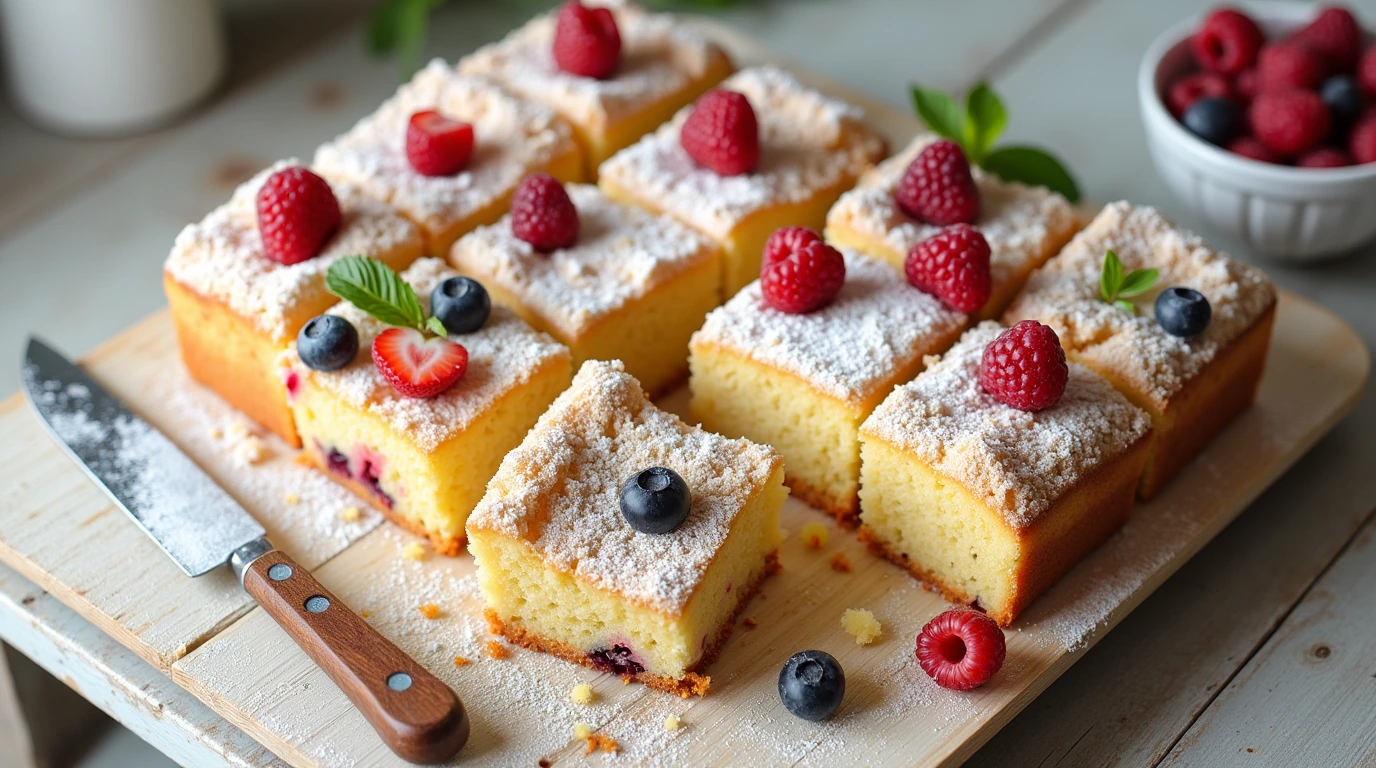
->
858 322 1152 626
690 247 966 525
458 0 733 174
1002 201 1276 498
283 258 572 554
825 133 1082 321
599 65 887 295
164 161 425 446
313 59 583 257
467 360 787 696
449 182 721 396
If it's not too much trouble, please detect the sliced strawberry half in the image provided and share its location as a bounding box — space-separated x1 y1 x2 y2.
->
406 110 475 177
371 328 468 398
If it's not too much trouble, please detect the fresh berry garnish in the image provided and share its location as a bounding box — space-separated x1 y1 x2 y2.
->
371 327 468 398
1291 7 1363 73
430 276 490 334
760 238 845 314
915 608 1006 691
552 1 621 79
1182 97 1243 145
1155 287 1213 337
778 650 845 721
1234 68 1259 102
905 224 992 314
1228 136 1282 163
1320 75 1366 127
510 173 579 251
297 315 359 372
1297 146 1352 167
1250 90 1332 155
1350 113 1376 163
1167 73 1232 117
255 167 341 265
1360 47 1376 97
1193 8 1265 75
762 225 824 269
895 140 980 226
405 110 474 177
619 467 691 534
680 89 759 176
1257 43 1329 92
979 320 1069 412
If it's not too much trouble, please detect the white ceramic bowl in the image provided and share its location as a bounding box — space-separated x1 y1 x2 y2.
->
1138 1 1376 263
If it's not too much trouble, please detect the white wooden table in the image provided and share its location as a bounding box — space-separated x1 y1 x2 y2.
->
1 0 1374 765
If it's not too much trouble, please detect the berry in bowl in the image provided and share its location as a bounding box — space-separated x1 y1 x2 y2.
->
1139 3 1376 261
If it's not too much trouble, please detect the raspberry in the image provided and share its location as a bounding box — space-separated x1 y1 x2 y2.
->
1256 43 1329 92
915 609 1006 691
406 110 474 176
904 224 992 314
1167 73 1232 117
760 238 845 314
1250 90 1331 155
1228 136 1282 163
894 140 980 226
1234 68 1259 102
255 166 341 265
979 320 1068 412
1360 47 1376 97
1349 115 1376 163
1291 7 1363 73
762 226 823 270
1296 146 1351 167
680 89 759 175
510 173 579 251
552 1 621 79
1193 8 1265 75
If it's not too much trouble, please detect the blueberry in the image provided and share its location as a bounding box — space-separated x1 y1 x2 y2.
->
778 650 845 721
1182 97 1242 146
297 315 358 371
1321 76 1365 128
619 467 691 534
1155 287 1212 338
430 276 490 334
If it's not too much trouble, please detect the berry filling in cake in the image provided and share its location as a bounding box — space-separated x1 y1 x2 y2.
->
313 441 398 510
587 644 645 676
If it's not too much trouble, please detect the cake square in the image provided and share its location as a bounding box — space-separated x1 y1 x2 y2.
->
449 183 720 396
283 258 572 554
1002 202 1276 498
689 249 966 524
824 133 1083 321
467 360 787 696
858 321 1152 626
163 160 425 446
313 59 583 258
458 0 733 174
599 65 888 295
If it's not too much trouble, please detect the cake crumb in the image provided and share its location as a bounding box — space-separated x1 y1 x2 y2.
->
570 683 594 704
234 435 267 465
453 655 470 667
418 603 441 620
573 722 592 740
284 493 300 505
485 640 509 659
359 609 370 619
742 617 758 630
830 553 852 572
340 505 363 523
801 522 829 549
227 419 252 439
585 733 619 755
210 426 223 440
842 608 882 645
401 541 426 560
664 714 683 731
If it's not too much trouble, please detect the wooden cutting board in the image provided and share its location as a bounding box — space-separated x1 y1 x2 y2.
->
0 23 1369 767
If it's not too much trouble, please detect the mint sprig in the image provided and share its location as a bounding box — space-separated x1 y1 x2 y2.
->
1099 250 1158 313
326 256 449 337
910 83 1080 202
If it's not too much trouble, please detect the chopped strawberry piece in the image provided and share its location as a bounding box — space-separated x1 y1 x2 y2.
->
406 110 474 176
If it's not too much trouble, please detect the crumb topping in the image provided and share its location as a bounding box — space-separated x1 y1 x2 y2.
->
313 60 577 237
862 322 1152 528
164 160 422 339
599 65 886 240
466 360 782 615
450 184 716 337
1004 202 1276 409
692 250 965 407
285 258 570 454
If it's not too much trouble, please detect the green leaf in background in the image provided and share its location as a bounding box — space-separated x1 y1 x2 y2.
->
1101 249 1124 303
981 145 1081 202
326 256 430 333
1116 267 1160 298
964 83 1006 162
367 0 447 81
911 86 967 146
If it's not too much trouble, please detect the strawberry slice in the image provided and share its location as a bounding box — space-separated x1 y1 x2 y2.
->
406 110 475 177
371 328 468 398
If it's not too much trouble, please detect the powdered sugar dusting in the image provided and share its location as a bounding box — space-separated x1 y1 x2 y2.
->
861 322 1151 528
467 360 782 615
692 249 966 407
450 183 717 337
599 65 886 240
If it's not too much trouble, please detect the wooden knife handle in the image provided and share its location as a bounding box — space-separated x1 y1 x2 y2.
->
242 550 468 764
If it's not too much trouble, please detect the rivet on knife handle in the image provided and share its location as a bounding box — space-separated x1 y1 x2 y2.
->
238 546 469 764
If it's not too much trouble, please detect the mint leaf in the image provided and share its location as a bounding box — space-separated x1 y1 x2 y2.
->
326 256 428 332
1100 250 1123 303
1117 268 1160 298
965 83 1007 162
1114 299 1136 313
911 86 967 147
980 145 1081 202
426 316 450 337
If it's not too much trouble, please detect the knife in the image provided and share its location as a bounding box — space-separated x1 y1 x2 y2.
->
21 338 469 764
